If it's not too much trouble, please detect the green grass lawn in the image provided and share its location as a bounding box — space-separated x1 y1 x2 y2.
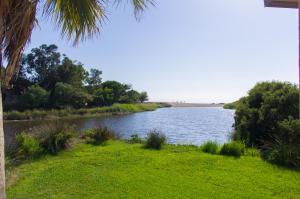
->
7 141 300 199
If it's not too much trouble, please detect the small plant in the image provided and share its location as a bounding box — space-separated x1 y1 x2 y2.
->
84 126 116 145
16 133 42 159
201 141 218 154
245 147 260 157
144 130 166 150
34 123 74 155
220 142 245 158
129 134 142 144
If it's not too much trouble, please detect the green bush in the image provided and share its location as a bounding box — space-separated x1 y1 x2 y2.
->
144 130 166 150
16 133 42 159
220 142 245 158
261 119 300 168
139 92 148 103
234 81 299 147
84 127 116 145
92 88 114 106
200 141 219 154
21 85 49 109
129 134 143 144
34 124 74 155
51 82 92 108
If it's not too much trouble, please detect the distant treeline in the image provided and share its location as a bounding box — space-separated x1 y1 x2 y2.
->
4 44 148 111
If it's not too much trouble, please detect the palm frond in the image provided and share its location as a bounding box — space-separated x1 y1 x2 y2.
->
0 0 9 53
2 0 37 87
132 0 155 16
44 0 107 44
115 0 155 17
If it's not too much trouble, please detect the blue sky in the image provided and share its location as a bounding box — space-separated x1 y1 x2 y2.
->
28 0 298 103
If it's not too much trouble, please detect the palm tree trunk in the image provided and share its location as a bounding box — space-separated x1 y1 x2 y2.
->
0 83 5 199
0 16 5 198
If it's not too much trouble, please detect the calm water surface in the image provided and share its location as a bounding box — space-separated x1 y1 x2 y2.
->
4 107 235 151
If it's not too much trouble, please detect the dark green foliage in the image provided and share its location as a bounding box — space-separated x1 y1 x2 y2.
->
21 85 49 109
102 81 129 103
25 44 61 90
232 81 300 168
234 81 299 147
129 134 143 144
6 44 150 110
86 68 102 88
51 82 92 108
84 127 116 145
200 141 218 154
92 88 114 106
261 119 300 168
139 92 148 103
144 130 166 150
16 133 42 159
220 142 245 158
35 124 74 155
56 57 88 88
24 45 87 90
121 90 140 103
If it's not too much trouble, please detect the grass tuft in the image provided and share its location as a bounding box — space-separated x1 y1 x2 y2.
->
83 126 116 145
128 134 143 144
200 141 219 154
220 142 245 158
144 130 166 150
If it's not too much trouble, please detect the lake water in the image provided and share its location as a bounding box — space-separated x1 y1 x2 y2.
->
4 107 235 151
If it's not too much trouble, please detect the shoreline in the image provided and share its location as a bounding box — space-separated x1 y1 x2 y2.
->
4 103 164 121
4 103 227 121
165 102 224 108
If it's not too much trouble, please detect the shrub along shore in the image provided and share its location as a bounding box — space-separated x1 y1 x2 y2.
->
4 103 166 121
224 81 300 169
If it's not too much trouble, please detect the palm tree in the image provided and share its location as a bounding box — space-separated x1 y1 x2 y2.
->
0 0 154 198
